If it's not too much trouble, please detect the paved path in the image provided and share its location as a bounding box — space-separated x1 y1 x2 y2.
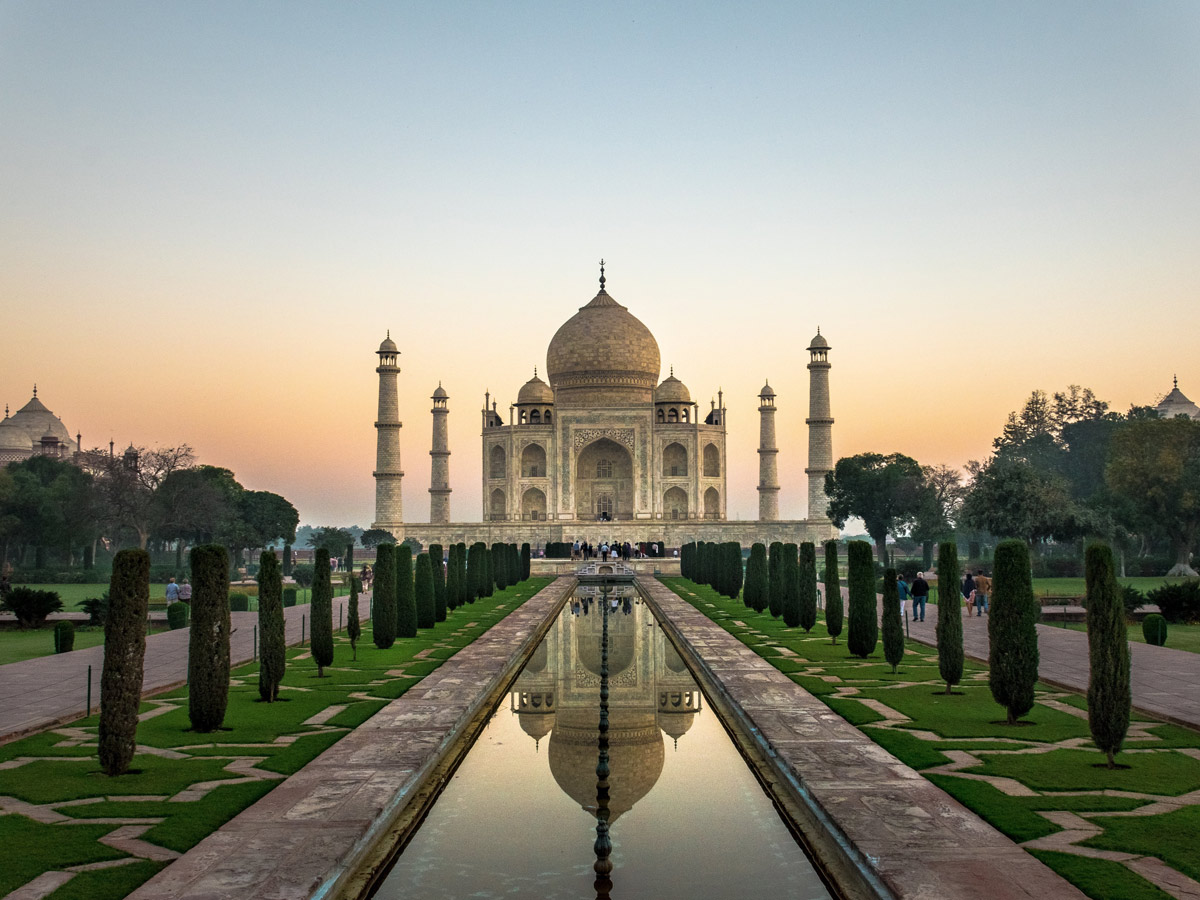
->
0 594 370 744
903 601 1200 730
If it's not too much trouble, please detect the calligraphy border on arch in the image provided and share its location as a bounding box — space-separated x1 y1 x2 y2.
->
572 428 635 451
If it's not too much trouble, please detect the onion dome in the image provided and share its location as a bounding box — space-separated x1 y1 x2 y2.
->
759 381 775 398
807 330 829 352
654 368 691 404
378 332 398 354
546 270 660 406
432 383 448 400
517 368 555 405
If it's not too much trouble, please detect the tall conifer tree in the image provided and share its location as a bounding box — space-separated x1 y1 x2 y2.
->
396 544 418 638
415 552 436 629
988 539 1040 725
310 549 334 677
188 544 231 732
846 540 877 658
781 543 800 627
257 550 285 700
99 549 149 775
372 543 397 649
936 542 964 694
881 568 904 673
768 541 784 618
744 543 768 612
1085 542 1131 768
798 542 818 632
429 543 447 621
824 540 843 644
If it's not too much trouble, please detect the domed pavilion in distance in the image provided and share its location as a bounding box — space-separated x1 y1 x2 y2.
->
371 265 838 552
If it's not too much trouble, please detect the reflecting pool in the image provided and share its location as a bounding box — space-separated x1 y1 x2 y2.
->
374 588 831 899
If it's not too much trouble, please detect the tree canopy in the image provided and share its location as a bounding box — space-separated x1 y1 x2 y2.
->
824 452 926 565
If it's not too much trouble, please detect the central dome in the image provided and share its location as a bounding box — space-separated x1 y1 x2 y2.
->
546 287 660 406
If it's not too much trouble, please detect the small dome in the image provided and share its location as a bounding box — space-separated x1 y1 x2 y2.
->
0 418 30 452
8 391 75 453
759 381 775 398
432 383 448 400
808 331 829 351
654 371 691 404
378 334 398 354
517 370 555 405
1156 378 1200 420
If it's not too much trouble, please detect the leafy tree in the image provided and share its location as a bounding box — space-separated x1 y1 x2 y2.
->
310 549 333 677
238 490 299 553
798 542 817 632
5 455 97 565
188 544 231 732
98 549 148 775
429 543 447 621
307 526 355 558
1107 417 1200 575
911 464 963 565
988 539 1040 725
825 452 927 566
396 544 418 638
347 574 361 660
257 549 285 701
962 456 1089 547
935 541 964 694
781 543 800 627
881 568 904 673
846 540 877 658
445 544 461 612
1085 542 1131 768
84 444 194 550
415 552 436 629
824 540 843 644
359 528 394 549
744 543 768 612
372 543 397 649
151 466 242 547
1 587 63 628
767 541 784 618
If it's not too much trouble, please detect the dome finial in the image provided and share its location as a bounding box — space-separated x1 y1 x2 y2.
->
599 258 606 290
534 366 538 378
1175 373 1179 389
670 365 674 376
32 384 37 398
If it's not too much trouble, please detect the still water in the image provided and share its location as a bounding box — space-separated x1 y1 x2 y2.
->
374 589 831 899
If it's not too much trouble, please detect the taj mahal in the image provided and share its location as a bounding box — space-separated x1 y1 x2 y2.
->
371 265 839 550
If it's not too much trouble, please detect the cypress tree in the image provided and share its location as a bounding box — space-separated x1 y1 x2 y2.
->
768 541 784 618
824 540 843 644
936 541 964 694
282 543 293 577
346 542 355 579
445 544 461 612
744 543 768 612
456 542 469 606
847 540 878 658
521 543 531 581
988 539 1040 725
729 542 744 599
347 574 361 660
396 544 418 638
493 542 508 591
188 544 231 732
799 542 818 632
466 543 480 601
781 543 800 628
415 552 436 629
257 549 285 701
1086 542 1131 767
681 542 693 580
372 543 397 649
882 568 904 673
310 549 334 677
429 543 447 621
99 548 148 776
483 544 495 597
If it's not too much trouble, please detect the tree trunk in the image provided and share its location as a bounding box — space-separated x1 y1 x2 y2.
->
873 534 888 571
1167 537 1198 577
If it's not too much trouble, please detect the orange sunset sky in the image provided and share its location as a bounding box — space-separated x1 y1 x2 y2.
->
2 3 1197 529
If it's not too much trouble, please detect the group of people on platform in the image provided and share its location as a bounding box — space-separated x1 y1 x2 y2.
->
571 540 663 561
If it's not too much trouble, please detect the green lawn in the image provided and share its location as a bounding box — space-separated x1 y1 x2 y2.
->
0 577 551 900
1056 620 1200 655
662 576 1200 900
0 626 169 664
12 582 350 611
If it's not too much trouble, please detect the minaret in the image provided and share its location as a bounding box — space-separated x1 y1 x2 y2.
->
429 382 451 524
757 381 779 521
805 329 834 520
372 332 404 529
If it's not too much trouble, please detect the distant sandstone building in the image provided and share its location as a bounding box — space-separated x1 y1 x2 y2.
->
372 267 838 550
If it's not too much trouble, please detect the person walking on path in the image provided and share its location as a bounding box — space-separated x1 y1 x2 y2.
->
910 572 928 622
962 571 976 615
973 570 991 616
178 579 192 604
165 577 180 605
897 573 910 620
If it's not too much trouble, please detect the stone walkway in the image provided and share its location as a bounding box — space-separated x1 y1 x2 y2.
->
0 595 368 744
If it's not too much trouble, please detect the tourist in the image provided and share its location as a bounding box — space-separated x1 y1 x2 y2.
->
910 572 929 622
165 577 180 605
962 571 976 615
973 569 991 616
897 573 910 620
179 579 192 604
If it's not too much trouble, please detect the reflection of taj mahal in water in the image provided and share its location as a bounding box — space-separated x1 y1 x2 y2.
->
371 265 838 550
509 590 702 822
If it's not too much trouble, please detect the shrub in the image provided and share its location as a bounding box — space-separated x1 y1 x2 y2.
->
188 544 231 733
415 552 436 629
310 549 334 677
846 541 877 658
936 542 964 694
81 592 109 627
228 592 250 612
744 543 768 612
167 602 189 630
292 564 314 593
1085 542 1131 768
781 543 800 628
1142 613 1168 646
396 544 418 638
2 587 63 628
1122 584 1145 618
799 542 817 632
767 541 784 618
54 620 75 653
989 539 1040 726
824 540 843 645
257 550 285 701
429 543 447 621
372 543 397 649
283 588 297 608
99 549 149 775
1146 580 1200 624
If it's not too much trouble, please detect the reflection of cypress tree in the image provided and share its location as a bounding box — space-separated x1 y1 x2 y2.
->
429 544 447 621
989 539 1039 725
445 545 461 612
372 544 397 649
824 540 843 644
415 552 436 629
781 543 800 628
882 568 904 673
1086 542 1131 768
744 543 768 612
310 549 334 677
799 542 818 632
396 545 418 638
521 543 531 581
847 541 877 658
768 541 784 618
99 549 149 775
347 574 361 660
936 542 963 693
257 550 285 700
189 544 231 732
